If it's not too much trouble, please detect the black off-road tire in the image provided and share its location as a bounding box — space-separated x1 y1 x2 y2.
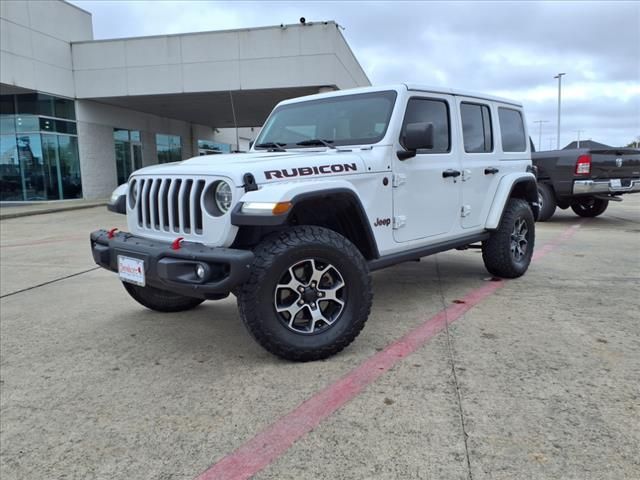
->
536 183 557 221
123 282 204 312
570 198 609 218
482 198 535 279
236 226 372 362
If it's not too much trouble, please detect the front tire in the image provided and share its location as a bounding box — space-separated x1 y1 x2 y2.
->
537 183 557 221
237 226 372 362
482 198 535 278
123 283 205 312
571 197 609 217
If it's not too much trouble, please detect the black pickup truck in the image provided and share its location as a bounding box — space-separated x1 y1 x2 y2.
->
532 147 640 221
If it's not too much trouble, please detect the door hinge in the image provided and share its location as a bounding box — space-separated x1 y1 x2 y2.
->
461 205 471 217
392 174 406 187
462 169 472 182
393 215 406 229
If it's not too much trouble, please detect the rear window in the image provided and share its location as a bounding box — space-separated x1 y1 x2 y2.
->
498 107 526 152
461 103 493 153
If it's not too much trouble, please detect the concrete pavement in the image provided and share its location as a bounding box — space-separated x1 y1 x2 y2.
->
0 198 638 480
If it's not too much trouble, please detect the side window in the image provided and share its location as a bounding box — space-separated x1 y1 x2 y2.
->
461 102 493 153
498 107 526 152
401 98 450 153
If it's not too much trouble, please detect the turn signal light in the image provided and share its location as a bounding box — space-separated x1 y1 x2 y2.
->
272 202 293 215
575 154 591 175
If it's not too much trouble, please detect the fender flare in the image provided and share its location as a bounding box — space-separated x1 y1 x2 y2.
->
231 180 379 258
485 173 539 229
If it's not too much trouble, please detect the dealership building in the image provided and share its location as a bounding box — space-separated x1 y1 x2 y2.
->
0 0 370 202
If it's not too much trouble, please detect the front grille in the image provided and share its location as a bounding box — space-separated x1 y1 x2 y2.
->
133 177 207 235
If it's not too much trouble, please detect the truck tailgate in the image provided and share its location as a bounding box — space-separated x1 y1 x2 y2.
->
590 149 640 180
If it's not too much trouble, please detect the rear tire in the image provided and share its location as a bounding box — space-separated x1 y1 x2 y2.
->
123 283 204 312
570 198 609 217
237 226 372 362
536 183 557 221
482 198 535 278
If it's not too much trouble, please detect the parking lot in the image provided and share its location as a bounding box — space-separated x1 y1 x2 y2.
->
1 197 638 480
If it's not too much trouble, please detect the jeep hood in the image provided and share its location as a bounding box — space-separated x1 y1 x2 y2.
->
131 151 367 186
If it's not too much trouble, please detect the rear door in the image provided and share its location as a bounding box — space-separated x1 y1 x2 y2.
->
392 94 462 242
457 98 501 229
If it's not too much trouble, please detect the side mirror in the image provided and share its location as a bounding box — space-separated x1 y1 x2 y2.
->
249 140 254 150
398 122 434 160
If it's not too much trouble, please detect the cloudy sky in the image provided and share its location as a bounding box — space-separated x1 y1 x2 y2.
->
71 0 639 149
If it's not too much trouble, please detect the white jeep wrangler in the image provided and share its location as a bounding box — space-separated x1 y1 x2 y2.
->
92 85 539 361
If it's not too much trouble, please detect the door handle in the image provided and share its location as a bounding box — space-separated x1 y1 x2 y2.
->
484 167 499 175
442 169 461 178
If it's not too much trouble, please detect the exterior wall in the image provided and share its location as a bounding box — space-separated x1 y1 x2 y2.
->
1 3 371 201
0 0 92 98
213 127 258 152
71 22 370 99
75 99 218 199
76 121 116 199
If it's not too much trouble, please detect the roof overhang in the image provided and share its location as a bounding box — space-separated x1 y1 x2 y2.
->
87 86 329 128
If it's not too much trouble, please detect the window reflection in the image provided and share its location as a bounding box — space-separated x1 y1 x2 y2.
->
156 133 182 163
0 93 81 201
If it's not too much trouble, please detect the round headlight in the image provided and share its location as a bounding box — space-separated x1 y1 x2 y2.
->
214 181 232 213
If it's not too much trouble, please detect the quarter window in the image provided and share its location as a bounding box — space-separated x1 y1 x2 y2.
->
498 108 526 152
401 98 450 153
461 103 493 153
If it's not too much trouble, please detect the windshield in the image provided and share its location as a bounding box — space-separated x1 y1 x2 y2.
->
255 91 397 149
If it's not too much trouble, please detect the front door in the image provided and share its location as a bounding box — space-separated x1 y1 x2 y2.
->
393 95 462 243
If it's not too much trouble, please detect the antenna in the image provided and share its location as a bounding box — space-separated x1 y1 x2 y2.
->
229 90 240 152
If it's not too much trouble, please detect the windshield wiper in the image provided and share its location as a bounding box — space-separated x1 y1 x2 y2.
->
296 138 336 149
254 142 287 152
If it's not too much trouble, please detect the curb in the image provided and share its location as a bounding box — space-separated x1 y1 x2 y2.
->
0 203 107 220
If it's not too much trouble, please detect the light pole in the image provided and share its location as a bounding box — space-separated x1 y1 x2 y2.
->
575 129 584 148
554 73 566 149
534 120 549 151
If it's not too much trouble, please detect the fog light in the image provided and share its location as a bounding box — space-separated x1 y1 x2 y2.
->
196 264 206 279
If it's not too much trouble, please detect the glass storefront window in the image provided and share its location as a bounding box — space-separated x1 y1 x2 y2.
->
16 134 46 200
44 119 77 135
156 133 182 163
114 129 142 185
198 140 231 155
57 135 82 198
0 134 21 201
0 95 15 115
0 116 15 135
0 93 81 201
15 116 40 133
16 93 76 120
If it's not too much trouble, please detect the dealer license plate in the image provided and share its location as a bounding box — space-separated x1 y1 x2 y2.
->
610 179 622 189
118 255 145 286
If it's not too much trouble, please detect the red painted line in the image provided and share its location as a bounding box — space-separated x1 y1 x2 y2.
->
532 222 583 261
195 223 582 480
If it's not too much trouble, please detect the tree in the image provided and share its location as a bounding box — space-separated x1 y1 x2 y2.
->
626 136 640 148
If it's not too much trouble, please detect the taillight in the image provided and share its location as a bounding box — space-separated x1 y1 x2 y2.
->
575 154 591 175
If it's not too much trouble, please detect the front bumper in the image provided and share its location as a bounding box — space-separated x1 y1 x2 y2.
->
90 230 254 299
573 178 640 195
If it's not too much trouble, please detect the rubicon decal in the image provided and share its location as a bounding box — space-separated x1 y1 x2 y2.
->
265 163 357 180
373 217 391 227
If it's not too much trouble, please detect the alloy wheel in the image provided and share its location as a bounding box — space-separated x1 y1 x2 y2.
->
273 258 346 334
510 217 529 262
